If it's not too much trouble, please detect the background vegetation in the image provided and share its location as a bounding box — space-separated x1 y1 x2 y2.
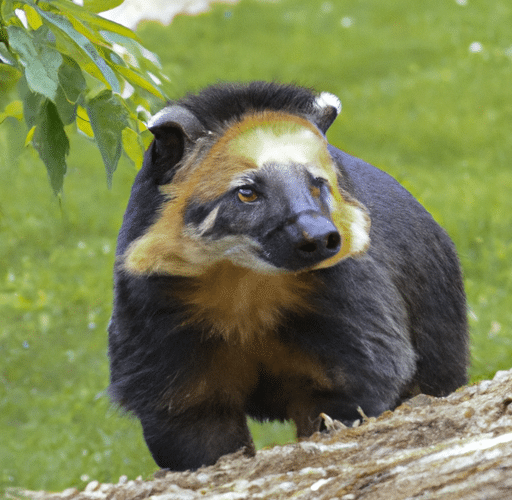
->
1 0 511 494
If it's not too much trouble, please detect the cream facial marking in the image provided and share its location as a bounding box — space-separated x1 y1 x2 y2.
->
227 114 329 169
197 205 220 235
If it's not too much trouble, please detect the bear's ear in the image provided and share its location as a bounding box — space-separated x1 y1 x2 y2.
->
148 105 205 144
307 92 342 134
147 106 206 183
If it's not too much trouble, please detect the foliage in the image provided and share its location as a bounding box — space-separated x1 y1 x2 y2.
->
1 0 512 495
0 0 167 193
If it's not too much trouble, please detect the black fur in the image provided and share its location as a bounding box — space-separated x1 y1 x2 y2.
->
178 81 320 131
109 81 468 471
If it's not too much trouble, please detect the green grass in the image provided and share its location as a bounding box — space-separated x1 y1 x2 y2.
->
2 0 512 494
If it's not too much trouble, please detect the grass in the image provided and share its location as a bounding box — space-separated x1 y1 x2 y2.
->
1 0 512 494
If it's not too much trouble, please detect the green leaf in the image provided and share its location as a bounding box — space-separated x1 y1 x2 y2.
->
6 25 62 102
31 99 69 195
23 4 43 30
25 125 36 146
1 0 15 26
47 56 86 125
111 63 165 100
98 44 125 67
54 88 77 125
34 7 120 93
0 63 22 93
122 126 144 167
140 128 154 151
47 23 109 84
46 0 138 41
59 12 107 47
82 0 125 14
76 105 94 137
18 75 44 128
0 41 17 66
58 55 86 103
0 100 23 123
97 32 168 104
86 90 128 187
100 30 167 79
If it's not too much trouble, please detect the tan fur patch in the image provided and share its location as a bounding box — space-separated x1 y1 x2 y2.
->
175 261 316 344
166 328 334 418
165 342 258 414
313 192 371 270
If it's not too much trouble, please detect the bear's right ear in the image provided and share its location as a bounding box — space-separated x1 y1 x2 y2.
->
148 105 205 144
147 106 206 183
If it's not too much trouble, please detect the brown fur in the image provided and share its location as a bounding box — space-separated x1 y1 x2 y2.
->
165 325 335 431
161 261 335 433
174 261 317 343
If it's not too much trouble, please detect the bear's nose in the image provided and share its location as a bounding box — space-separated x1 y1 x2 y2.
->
286 212 341 264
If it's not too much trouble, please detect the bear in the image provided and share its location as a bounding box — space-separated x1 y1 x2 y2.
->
108 81 468 471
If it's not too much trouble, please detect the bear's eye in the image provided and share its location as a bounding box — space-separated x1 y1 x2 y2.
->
313 177 329 188
311 177 330 198
237 186 258 203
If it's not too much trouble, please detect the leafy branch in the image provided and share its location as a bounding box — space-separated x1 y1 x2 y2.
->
0 0 168 193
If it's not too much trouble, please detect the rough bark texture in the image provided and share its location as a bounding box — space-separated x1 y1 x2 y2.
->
10 369 512 500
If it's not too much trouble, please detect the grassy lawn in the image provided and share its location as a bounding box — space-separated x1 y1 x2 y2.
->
1 0 512 494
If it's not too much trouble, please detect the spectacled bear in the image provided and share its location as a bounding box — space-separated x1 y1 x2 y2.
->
108 81 468 471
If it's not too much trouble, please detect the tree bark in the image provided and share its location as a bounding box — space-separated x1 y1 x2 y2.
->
11 369 512 500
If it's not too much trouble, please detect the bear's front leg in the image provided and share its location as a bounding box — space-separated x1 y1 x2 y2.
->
139 404 255 471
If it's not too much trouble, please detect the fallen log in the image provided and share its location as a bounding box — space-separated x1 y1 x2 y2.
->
10 369 512 500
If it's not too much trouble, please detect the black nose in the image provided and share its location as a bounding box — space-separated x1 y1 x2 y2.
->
286 212 341 265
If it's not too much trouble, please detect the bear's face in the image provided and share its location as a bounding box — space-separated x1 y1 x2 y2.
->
122 111 370 277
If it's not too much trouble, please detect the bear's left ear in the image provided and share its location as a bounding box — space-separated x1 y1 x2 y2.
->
307 92 342 134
